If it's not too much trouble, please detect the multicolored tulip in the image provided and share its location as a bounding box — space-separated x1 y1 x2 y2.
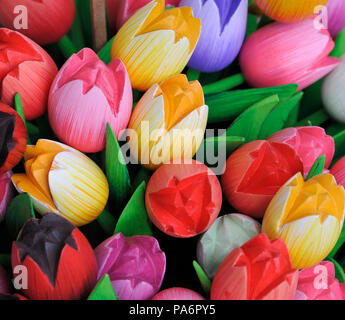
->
11 213 98 300
267 126 335 176
128 75 207 169
197 213 261 278
254 0 328 23
146 160 222 238
11 139 109 227
0 28 58 120
211 234 298 300
0 171 13 223
222 140 303 218
107 0 181 32
0 0 75 45
239 19 339 91
152 287 205 300
326 0 345 37
111 0 201 91
0 103 27 174
48 48 132 153
295 261 345 300
330 156 345 188
322 55 345 124
0 265 12 294
95 233 166 300
179 0 248 72
262 173 345 269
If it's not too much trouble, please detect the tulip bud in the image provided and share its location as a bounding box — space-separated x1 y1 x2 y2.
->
295 261 345 300
239 19 339 91
107 0 181 32
267 126 335 176
197 213 261 278
254 0 328 23
262 173 345 269
222 140 303 218
146 160 222 238
179 0 248 72
111 0 201 91
0 171 13 223
322 55 345 124
211 233 298 300
48 48 132 153
326 0 345 37
128 74 208 170
95 233 166 300
11 213 98 300
152 287 205 300
0 103 27 174
11 139 109 227
330 156 345 188
0 0 75 45
0 265 12 294
0 28 58 120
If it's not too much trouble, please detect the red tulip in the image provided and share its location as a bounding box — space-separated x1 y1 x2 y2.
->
146 160 222 238
330 156 345 188
0 103 27 174
267 126 335 176
211 233 298 300
11 213 98 300
0 28 58 120
0 171 14 222
0 0 75 45
152 287 205 300
222 140 303 218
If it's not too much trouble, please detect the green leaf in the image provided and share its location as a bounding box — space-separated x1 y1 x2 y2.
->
193 260 211 296
202 135 245 159
187 68 201 81
57 35 78 59
106 124 131 206
14 93 31 145
114 182 152 237
207 84 298 123
0 254 11 268
6 193 35 240
88 274 119 300
296 109 329 127
131 167 152 194
98 36 114 64
226 95 280 142
75 0 92 47
203 74 244 95
327 222 345 260
258 92 304 139
246 13 258 38
334 129 345 151
69 5 85 51
97 209 117 236
331 28 345 58
326 258 345 283
305 155 326 181
299 80 323 118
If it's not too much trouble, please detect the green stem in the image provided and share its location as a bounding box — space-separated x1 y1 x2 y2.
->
296 109 329 127
97 209 117 236
187 68 201 81
57 35 78 60
14 93 32 145
203 73 244 95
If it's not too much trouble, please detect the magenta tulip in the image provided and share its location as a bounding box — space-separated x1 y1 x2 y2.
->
327 0 345 37
0 171 13 223
48 48 132 153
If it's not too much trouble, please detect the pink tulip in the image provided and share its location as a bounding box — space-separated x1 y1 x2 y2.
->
295 261 345 300
331 156 345 188
267 127 335 175
239 19 339 91
0 171 13 223
48 48 132 153
152 288 205 300
327 0 345 37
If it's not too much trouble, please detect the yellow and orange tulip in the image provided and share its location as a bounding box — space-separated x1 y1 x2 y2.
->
11 139 109 227
262 172 345 269
111 0 201 91
255 0 328 23
128 74 208 170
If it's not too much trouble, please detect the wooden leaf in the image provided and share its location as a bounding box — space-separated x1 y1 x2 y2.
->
305 155 326 181
88 274 119 300
207 84 298 123
97 209 117 236
202 135 245 159
105 124 131 206
334 129 345 151
331 28 345 58
14 93 31 144
131 167 152 194
114 182 152 237
246 13 258 38
258 92 303 139
193 260 211 296
98 36 114 65
6 193 35 240
226 95 280 143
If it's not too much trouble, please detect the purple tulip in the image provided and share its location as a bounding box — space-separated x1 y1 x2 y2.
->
327 0 345 37
0 265 12 294
0 171 13 223
179 0 248 72
94 233 166 300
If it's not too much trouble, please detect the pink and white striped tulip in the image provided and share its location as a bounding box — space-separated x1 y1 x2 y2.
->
48 48 132 153
239 19 339 91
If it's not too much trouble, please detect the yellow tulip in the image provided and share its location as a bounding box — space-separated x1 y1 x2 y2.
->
255 0 328 23
262 172 345 269
111 0 201 91
12 139 109 227
128 74 208 170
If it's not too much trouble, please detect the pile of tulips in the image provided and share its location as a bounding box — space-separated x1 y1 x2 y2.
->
1 0 345 301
